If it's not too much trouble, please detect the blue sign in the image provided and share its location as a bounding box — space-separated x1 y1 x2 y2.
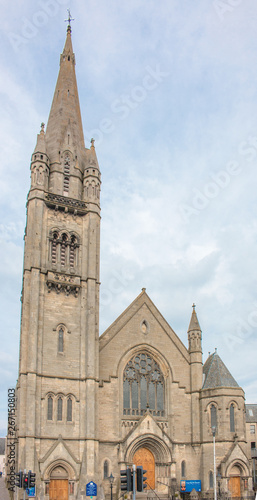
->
180 480 201 492
26 486 36 497
86 481 97 496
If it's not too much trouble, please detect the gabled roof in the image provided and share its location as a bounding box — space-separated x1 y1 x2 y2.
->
245 404 257 423
99 288 189 362
203 350 239 389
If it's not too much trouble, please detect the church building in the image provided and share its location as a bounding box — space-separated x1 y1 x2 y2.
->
14 23 252 500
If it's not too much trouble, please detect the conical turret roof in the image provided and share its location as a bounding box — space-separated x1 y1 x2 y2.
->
188 304 201 333
203 351 239 389
45 25 85 163
33 123 47 155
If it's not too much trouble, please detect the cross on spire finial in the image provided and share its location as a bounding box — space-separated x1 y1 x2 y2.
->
192 303 196 311
65 9 74 29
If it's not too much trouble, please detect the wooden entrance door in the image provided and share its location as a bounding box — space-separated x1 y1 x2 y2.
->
133 447 155 490
228 476 241 498
49 479 69 500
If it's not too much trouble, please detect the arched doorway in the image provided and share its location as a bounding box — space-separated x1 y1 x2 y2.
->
49 465 69 500
228 465 241 498
133 447 155 490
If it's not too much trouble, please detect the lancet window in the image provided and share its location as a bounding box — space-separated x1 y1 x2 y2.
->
50 230 79 269
123 352 164 417
67 397 72 422
47 396 53 420
230 403 235 432
63 155 70 194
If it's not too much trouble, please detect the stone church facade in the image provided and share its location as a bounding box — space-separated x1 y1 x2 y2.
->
14 24 252 500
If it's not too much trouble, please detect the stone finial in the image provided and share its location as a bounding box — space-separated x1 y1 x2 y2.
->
91 138 95 148
40 122 45 133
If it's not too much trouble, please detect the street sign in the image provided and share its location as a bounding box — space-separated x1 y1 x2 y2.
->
86 481 97 496
180 480 201 492
26 486 36 497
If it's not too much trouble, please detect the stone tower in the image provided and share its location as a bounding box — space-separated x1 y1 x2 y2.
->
16 23 101 497
188 304 202 444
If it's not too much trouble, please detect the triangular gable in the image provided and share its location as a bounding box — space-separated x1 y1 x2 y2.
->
39 435 80 476
220 441 250 476
122 412 172 451
99 289 189 362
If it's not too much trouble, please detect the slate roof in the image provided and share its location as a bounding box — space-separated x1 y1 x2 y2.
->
202 351 239 389
0 438 5 455
245 404 257 423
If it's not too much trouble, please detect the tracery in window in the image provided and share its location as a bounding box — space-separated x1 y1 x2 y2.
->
67 397 72 422
230 404 235 432
57 397 63 421
123 352 164 416
47 396 53 420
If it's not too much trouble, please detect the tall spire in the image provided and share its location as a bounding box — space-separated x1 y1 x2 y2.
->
45 22 85 163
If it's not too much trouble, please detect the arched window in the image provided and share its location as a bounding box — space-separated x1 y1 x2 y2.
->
57 397 63 421
209 471 214 489
60 234 68 266
63 155 70 194
181 461 186 478
70 235 77 268
67 397 72 422
230 403 235 432
51 232 58 265
58 328 64 353
123 352 164 416
103 460 109 479
47 396 53 420
210 404 217 431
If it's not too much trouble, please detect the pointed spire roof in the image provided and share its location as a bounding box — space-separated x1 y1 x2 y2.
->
203 350 239 389
45 25 85 162
188 304 201 333
33 122 47 155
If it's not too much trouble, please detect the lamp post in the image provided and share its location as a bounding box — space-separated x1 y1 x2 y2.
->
109 473 114 500
212 426 217 500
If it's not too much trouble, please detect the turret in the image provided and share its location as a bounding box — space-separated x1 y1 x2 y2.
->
188 304 203 444
83 138 101 213
30 123 49 192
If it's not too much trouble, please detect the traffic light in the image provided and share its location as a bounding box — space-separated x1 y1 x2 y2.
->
15 471 23 488
137 466 147 492
120 468 133 492
28 470 36 488
23 473 29 489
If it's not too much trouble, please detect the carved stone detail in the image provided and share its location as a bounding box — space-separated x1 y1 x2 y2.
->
46 271 80 297
45 193 87 215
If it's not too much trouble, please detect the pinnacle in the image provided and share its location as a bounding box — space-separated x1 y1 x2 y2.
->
187 304 201 333
33 122 47 155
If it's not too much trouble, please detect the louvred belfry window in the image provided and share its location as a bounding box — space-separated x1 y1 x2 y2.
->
51 232 58 264
63 155 70 194
123 352 164 416
60 234 67 266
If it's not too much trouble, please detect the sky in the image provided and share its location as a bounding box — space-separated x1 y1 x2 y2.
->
0 0 257 436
